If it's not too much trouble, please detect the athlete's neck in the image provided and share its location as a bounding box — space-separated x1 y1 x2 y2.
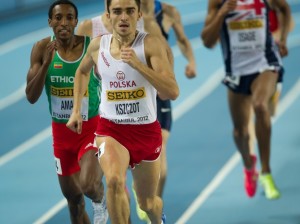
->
112 31 138 48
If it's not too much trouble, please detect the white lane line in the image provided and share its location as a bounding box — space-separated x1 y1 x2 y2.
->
0 83 26 111
175 78 300 224
0 126 51 167
33 199 67 224
173 67 223 120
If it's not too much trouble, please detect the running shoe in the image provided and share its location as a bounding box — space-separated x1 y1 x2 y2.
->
244 155 258 197
161 213 166 224
92 196 109 224
132 184 150 223
260 173 281 200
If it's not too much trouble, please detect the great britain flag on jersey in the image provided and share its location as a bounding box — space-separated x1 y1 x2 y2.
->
227 0 266 30
234 0 266 17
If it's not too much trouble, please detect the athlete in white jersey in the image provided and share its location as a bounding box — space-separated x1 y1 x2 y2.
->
201 0 291 200
67 0 178 223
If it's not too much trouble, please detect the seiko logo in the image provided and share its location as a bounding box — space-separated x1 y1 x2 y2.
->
101 52 110 67
106 87 146 101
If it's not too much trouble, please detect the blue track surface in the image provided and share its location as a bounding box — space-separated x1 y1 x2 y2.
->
1 0 300 223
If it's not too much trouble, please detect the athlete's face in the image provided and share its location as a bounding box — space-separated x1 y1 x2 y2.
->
107 0 141 36
48 4 78 40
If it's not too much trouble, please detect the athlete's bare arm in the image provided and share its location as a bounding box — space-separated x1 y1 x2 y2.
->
201 0 237 48
26 37 56 104
121 34 179 100
76 19 93 37
67 36 101 134
163 3 196 78
270 0 292 57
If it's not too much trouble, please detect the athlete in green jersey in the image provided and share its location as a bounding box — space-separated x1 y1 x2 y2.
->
25 1 108 223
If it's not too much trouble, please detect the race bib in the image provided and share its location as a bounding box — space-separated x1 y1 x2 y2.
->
50 86 89 121
227 18 266 52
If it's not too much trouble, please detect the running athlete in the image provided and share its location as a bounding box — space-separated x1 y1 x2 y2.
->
67 0 179 223
77 1 176 222
201 0 291 200
25 1 108 223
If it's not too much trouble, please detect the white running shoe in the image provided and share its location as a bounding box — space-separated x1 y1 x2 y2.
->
92 196 109 224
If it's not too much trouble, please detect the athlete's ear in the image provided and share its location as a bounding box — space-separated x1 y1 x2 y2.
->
138 11 142 20
48 18 52 27
106 11 110 19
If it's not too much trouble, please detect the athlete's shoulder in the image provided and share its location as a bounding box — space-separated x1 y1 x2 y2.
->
33 36 51 51
77 19 93 36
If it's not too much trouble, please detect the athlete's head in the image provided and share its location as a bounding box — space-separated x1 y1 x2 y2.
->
48 0 78 19
48 0 78 40
106 0 141 13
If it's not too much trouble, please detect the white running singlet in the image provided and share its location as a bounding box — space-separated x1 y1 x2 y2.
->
97 32 157 125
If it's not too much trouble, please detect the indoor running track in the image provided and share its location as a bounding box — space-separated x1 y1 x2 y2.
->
1 0 300 223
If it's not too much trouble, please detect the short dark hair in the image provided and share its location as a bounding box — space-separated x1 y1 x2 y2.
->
48 0 78 19
106 0 141 13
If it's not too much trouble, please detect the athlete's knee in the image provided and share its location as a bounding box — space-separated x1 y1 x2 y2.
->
233 126 249 140
106 173 125 193
81 175 103 198
137 196 157 213
65 193 86 216
253 99 269 117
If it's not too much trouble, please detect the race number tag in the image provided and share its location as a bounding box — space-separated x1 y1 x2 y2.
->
227 18 265 52
224 75 241 86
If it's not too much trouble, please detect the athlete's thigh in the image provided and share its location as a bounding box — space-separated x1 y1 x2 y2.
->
251 70 278 103
160 129 170 166
79 150 102 184
131 158 161 197
227 89 252 129
96 136 130 178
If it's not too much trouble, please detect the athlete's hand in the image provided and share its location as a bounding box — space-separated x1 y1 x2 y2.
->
44 40 58 65
185 63 197 79
220 0 238 16
120 47 140 68
277 41 288 58
66 112 83 134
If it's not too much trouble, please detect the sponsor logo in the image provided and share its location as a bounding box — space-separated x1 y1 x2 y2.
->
106 87 145 101
51 86 88 97
101 51 110 67
229 19 263 30
155 146 161 153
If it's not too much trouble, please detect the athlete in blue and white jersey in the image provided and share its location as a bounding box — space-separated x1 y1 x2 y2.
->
201 0 291 200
